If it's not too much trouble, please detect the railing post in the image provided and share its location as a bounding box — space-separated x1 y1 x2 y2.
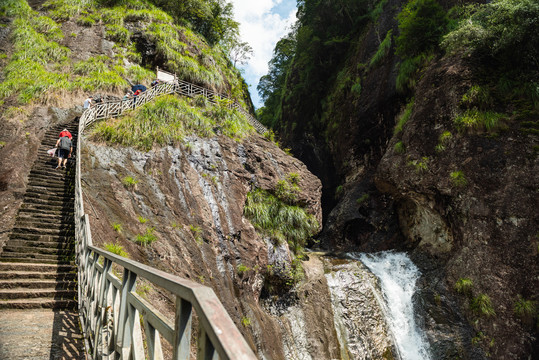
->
117 269 137 358
173 297 192 360
197 327 217 360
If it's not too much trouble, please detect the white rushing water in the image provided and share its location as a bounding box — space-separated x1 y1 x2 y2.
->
352 251 431 360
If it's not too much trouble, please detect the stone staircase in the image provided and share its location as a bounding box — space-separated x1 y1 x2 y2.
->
0 120 78 310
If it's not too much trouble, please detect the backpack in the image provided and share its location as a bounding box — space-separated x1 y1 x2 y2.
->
59 137 71 150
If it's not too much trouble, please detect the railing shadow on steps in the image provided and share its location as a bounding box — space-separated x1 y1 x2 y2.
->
75 73 258 359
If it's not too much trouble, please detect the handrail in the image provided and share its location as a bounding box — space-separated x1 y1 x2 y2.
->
79 71 267 135
75 73 258 359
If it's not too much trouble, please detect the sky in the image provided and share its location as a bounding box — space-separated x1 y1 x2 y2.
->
229 0 297 109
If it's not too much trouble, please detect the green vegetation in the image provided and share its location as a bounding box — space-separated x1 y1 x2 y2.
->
396 0 447 58
408 157 429 173
135 227 157 246
394 141 405 154
138 216 148 224
443 0 539 108
244 175 319 255
356 193 369 205
241 316 251 327
394 99 414 135
514 296 536 321
237 264 250 275
92 95 252 151
121 175 139 189
455 277 473 295
104 242 129 258
471 293 496 317
189 224 202 244
454 109 505 133
369 30 392 69
435 131 452 152
112 222 123 233
394 0 447 94
450 170 467 187
136 283 151 298
0 0 250 110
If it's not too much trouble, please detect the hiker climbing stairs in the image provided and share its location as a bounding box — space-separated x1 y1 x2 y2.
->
0 120 79 309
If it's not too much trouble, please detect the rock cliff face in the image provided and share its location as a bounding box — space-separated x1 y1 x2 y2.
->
273 0 538 357
80 132 398 358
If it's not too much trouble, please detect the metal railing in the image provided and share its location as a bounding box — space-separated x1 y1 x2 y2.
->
75 74 258 359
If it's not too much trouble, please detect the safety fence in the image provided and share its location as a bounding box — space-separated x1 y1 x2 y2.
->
80 69 267 135
75 72 258 359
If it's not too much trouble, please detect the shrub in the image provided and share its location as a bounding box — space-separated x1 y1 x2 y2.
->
356 193 369 205
396 55 428 94
471 293 496 317
369 29 393 69
189 225 202 243
454 109 504 132
394 98 414 134
237 264 250 275
138 216 148 224
455 277 473 295
104 242 129 258
112 222 122 233
514 296 536 320
241 316 251 327
394 141 405 154
450 170 467 187
408 157 429 173
121 175 138 189
135 227 157 246
396 0 448 58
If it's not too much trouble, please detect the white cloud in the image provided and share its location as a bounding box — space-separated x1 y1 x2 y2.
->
229 0 297 107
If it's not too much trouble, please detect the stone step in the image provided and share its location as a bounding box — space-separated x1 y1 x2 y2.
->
15 216 73 227
16 208 71 218
6 239 74 249
9 232 73 242
0 252 74 263
0 271 76 280
0 279 76 290
26 182 73 192
0 262 75 272
20 202 74 212
27 173 73 183
0 288 76 300
21 195 73 207
2 245 73 256
28 168 72 178
11 227 74 237
16 213 74 224
0 298 77 309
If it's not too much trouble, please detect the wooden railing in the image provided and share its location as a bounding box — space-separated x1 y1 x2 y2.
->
79 71 267 135
75 74 258 359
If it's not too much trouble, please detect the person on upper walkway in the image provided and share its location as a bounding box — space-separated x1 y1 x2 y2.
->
83 96 93 109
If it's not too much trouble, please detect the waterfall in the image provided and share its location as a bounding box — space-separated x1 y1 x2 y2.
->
352 251 431 360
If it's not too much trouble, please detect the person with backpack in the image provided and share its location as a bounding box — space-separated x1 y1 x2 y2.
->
55 135 72 169
58 128 72 140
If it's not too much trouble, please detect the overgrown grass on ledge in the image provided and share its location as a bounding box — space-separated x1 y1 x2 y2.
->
91 95 253 151
244 188 318 254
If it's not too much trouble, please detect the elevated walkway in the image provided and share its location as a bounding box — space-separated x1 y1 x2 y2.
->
0 72 258 359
